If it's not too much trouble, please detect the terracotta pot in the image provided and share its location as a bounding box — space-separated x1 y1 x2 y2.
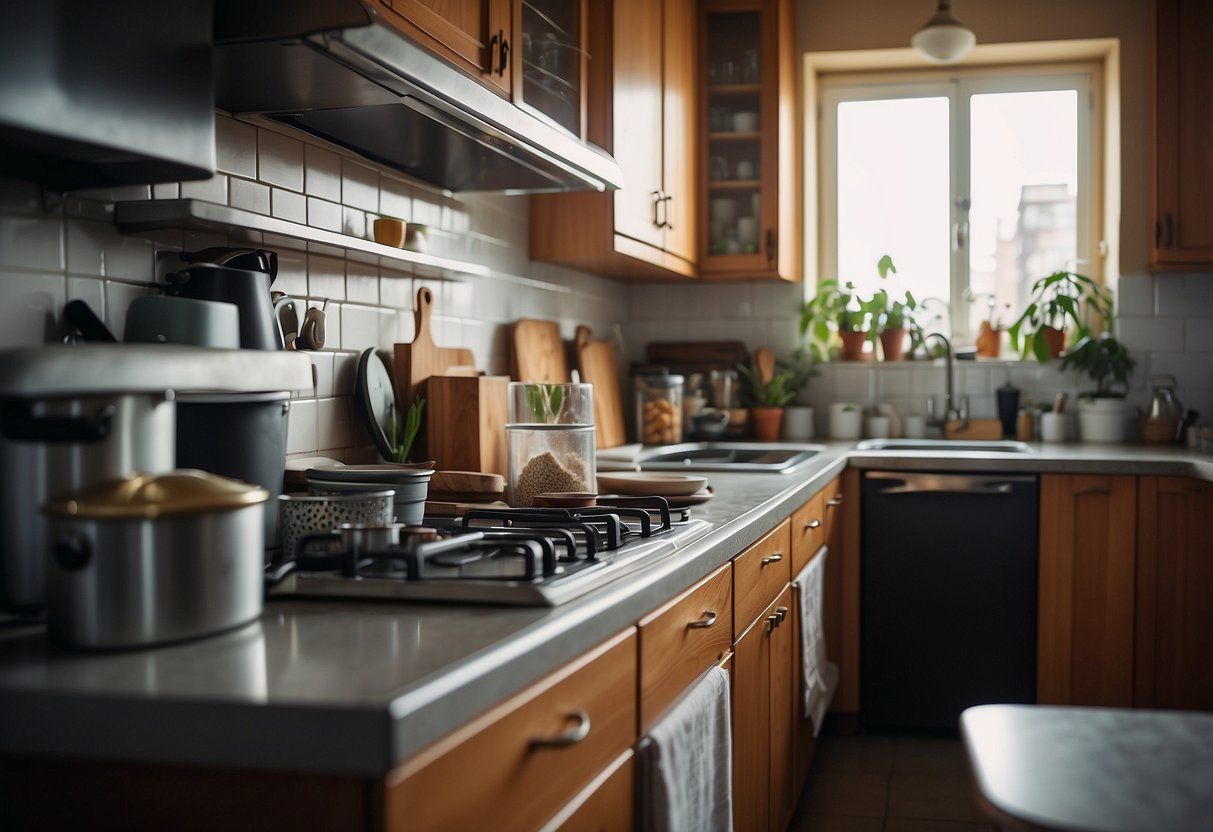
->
879 328 907 361
976 321 1001 358
750 406 784 441
1040 326 1066 359
838 329 869 361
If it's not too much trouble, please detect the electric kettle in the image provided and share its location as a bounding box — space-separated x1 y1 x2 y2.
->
166 247 283 350
1144 374 1183 444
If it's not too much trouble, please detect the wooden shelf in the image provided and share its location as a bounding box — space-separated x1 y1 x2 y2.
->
708 131 761 142
113 199 491 277
707 83 761 95
708 179 761 190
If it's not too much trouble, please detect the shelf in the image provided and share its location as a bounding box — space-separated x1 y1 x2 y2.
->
707 83 761 95
708 131 762 142
113 199 490 277
708 180 761 190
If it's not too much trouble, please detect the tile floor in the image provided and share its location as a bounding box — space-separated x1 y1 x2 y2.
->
789 726 995 832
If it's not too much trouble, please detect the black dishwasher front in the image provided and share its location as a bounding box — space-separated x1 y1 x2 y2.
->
861 470 1038 731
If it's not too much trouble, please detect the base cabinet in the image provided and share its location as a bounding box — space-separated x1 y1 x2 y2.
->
1136 476 1213 710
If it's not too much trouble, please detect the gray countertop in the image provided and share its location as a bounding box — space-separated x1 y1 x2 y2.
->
1 442 1210 776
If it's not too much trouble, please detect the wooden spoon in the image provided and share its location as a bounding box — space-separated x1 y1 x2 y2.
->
755 346 776 385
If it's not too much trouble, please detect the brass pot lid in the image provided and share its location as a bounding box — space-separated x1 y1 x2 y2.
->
44 470 268 519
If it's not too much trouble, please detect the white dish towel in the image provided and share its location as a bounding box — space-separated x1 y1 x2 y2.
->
638 664 734 832
794 546 839 736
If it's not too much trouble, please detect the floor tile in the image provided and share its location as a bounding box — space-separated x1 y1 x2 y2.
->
798 772 890 818
792 815 886 832
814 735 898 774
884 820 993 832
892 737 972 774
887 773 988 824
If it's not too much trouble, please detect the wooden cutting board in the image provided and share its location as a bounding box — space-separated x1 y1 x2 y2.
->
575 325 627 449
393 286 475 408
510 319 571 383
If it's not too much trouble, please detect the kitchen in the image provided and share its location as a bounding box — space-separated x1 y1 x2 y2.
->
1 0 1212 830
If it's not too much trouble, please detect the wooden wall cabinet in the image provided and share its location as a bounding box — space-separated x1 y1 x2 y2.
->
384 0 514 97
1037 474 1137 707
697 0 800 282
1151 0 1213 269
529 0 697 280
1135 476 1213 711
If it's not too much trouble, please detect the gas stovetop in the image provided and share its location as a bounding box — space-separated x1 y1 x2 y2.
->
267 498 713 606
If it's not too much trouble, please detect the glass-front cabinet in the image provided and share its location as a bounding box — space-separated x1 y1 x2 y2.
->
517 0 587 138
699 0 800 282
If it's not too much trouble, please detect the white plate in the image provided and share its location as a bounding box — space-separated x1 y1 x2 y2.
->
596 472 709 497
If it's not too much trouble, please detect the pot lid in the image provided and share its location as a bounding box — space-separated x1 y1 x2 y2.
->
43 470 268 519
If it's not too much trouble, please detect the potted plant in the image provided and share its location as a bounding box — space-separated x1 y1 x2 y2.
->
800 256 902 362
878 290 917 362
737 362 797 441
777 347 819 439
1060 333 1138 442
1007 270 1113 361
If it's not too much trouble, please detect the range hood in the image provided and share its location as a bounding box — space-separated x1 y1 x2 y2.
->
213 1 621 194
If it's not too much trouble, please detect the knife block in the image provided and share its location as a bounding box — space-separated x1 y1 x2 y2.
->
426 375 509 477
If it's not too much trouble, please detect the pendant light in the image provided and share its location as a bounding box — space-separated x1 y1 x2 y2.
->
912 0 977 63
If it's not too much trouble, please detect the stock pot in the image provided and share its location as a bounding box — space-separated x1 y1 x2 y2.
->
43 471 268 649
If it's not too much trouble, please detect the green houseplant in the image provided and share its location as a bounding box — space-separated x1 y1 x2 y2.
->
737 361 797 441
1060 332 1137 443
799 254 901 362
1007 270 1113 361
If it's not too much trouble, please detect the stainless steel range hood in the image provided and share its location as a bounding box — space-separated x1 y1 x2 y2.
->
213 1 621 194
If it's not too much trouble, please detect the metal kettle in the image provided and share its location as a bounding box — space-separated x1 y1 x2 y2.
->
1149 374 1183 421
166 247 283 350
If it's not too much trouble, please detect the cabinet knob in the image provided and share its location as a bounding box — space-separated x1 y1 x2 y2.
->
761 553 783 566
826 495 844 508
803 519 822 530
530 709 591 748
775 605 789 623
687 610 718 629
766 614 779 632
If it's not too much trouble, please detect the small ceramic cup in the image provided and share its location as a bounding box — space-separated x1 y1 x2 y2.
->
829 402 862 441
904 415 927 439
865 415 891 439
404 223 429 254
373 217 405 248
1040 412 1067 443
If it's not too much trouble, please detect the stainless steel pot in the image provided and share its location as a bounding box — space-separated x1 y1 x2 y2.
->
43 471 268 649
0 392 176 612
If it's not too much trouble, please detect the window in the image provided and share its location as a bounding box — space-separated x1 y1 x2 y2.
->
819 68 1097 344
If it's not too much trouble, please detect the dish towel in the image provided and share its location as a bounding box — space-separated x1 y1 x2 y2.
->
638 664 734 832
794 546 839 736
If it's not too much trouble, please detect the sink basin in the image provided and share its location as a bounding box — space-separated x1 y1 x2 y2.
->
635 442 824 473
854 439 1034 453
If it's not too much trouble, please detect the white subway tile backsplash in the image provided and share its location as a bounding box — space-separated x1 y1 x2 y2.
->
307 254 345 301
102 280 151 341
342 206 367 240
332 350 360 397
306 197 342 233
101 233 154 281
1119 316 1185 353
304 145 342 202
215 118 257 178
346 261 379 305
66 219 105 276
1186 322 1213 353
286 398 319 454
380 175 412 221
152 183 180 200
229 178 271 215
1117 274 1153 316
341 159 379 213
318 397 354 451
0 271 66 348
66 276 106 318
258 129 305 192
180 174 228 204
0 215 64 272
339 304 396 352
270 188 306 224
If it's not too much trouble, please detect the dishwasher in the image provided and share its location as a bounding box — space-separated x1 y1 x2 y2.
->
861 470 1038 731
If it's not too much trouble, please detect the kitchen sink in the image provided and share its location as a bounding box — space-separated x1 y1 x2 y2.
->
634 442 824 473
854 439 1034 453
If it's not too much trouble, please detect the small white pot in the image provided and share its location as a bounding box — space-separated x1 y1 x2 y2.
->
1077 398 1133 443
782 406 815 440
829 402 863 441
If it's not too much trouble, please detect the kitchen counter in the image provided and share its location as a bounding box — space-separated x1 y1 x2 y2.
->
0 442 1210 776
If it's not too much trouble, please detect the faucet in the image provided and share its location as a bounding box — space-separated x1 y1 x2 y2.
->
924 332 967 430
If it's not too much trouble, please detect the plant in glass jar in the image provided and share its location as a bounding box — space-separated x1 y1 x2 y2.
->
1006 269 1113 361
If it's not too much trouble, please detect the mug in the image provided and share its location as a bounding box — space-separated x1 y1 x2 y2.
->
865 416 891 439
1040 412 1066 443
829 402 862 441
735 159 755 179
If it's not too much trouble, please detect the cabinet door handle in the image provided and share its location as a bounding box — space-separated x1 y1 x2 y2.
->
530 709 591 748
488 32 500 74
765 229 776 263
663 194 674 231
803 519 822 530
826 495 844 508
651 190 664 228
1164 212 1174 248
761 553 783 565
1155 220 1162 248
775 605 789 623
766 614 779 632
497 34 510 76
687 610 718 629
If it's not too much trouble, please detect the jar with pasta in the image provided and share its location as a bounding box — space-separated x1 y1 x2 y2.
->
506 382 596 507
633 373 684 446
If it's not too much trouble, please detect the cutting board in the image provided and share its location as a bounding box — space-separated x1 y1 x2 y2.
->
426 375 510 477
511 319 571 383
575 325 627 449
429 470 506 502
393 286 475 408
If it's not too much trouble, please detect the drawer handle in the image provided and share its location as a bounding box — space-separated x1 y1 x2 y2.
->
826 495 843 508
775 605 789 623
530 709 591 748
803 519 822 530
761 553 784 566
766 614 780 632
687 610 718 629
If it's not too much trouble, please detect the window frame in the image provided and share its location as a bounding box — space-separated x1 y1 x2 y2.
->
817 62 1102 344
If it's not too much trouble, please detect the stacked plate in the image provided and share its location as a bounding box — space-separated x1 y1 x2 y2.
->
306 464 434 525
596 472 714 508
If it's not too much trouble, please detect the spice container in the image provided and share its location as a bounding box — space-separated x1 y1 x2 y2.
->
507 383 595 507
634 373 684 446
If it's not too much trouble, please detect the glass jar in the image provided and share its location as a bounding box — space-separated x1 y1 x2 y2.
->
507 383 596 507
634 374 684 446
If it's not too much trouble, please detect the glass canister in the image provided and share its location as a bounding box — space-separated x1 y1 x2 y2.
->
507 382 596 507
634 373 684 446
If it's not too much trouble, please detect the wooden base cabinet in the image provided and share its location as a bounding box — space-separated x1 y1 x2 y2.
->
1136 476 1213 711
1037 474 1137 707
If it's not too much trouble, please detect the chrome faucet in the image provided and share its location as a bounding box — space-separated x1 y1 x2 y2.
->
924 332 967 429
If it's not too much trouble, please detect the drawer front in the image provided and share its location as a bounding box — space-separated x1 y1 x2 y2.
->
791 491 825 575
639 562 733 733
821 475 844 548
543 750 634 832
734 519 792 634
386 630 638 832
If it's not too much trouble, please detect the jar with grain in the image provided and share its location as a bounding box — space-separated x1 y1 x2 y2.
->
634 373 684 446
506 382 596 507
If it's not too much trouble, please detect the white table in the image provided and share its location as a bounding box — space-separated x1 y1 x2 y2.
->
960 704 1213 832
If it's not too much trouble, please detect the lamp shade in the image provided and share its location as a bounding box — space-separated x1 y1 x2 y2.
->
912 1 976 63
